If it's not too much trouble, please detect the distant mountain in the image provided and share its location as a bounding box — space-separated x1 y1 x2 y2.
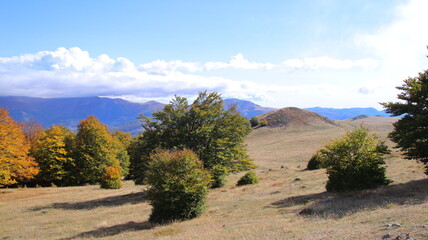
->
223 98 275 118
0 96 392 134
258 107 337 128
304 107 390 120
0 96 164 134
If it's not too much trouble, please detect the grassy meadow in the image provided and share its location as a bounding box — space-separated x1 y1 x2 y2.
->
1 117 427 240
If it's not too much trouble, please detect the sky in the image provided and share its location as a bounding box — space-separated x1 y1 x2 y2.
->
0 0 427 109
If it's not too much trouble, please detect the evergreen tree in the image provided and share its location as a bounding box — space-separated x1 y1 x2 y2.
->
381 68 428 174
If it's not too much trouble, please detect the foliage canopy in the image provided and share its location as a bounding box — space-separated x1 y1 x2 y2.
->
381 69 428 174
0 108 39 187
133 91 253 183
321 127 391 192
73 116 125 185
146 149 211 223
30 125 74 185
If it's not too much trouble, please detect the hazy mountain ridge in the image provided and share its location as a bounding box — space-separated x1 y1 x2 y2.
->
223 98 276 118
0 96 164 133
304 107 389 120
0 96 390 134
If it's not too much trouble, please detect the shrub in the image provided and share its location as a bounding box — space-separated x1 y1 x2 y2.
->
249 117 260 127
210 165 228 188
146 149 211 224
260 120 268 127
322 127 392 192
100 166 122 189
237 171 259 186
306 151 325 170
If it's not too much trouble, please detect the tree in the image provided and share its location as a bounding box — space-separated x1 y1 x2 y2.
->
321 127 391 192
111 130 132 177
146 149 211 223
30 125 73 186
0 108 39 187
381 68 428 174
73 116 122 185
21 119 44 148
134 91 254 183
100 166 122 189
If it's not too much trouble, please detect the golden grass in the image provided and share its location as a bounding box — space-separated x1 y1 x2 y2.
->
0 117 427 240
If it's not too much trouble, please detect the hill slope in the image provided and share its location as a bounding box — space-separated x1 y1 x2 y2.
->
223 98 275 118
258 107 337 128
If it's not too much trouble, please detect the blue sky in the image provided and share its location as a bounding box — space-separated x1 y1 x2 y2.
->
1 0 427 109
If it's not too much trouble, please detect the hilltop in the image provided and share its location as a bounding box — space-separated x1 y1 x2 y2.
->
258 107 337 129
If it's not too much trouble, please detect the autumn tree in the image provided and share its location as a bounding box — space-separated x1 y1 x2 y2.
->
111 130 132 177
73 116 124 185
30 125 74 186
134 91 254 184
381 68 428 174
21 119 44 147
0 108 39 187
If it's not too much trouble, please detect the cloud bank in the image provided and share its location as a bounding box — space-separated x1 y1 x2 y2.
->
0 47 376 103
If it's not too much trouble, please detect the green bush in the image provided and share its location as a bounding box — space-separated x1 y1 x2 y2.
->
210 165 229 188
100 166 122 189
146 149 211 224
249 117 260 127
237 171 259 186
322 127 392 192
306 151 325 170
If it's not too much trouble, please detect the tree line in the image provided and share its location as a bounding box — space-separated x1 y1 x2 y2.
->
0 111 131 188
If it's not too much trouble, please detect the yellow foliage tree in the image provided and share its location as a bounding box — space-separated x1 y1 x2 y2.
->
31 125 73 185
0 108 39 187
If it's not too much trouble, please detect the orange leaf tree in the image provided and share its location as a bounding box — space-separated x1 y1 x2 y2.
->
0 108 39 187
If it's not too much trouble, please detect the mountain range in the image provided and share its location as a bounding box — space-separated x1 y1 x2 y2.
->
0 96 389 134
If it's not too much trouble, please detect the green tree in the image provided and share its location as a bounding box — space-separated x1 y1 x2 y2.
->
146 149 211 223
111 130 131 177
381 69 428 174
321 127 391 192
30 125 73 186
135 91 254 183
0 108 39 187
73 116 122 185
128 133 147 184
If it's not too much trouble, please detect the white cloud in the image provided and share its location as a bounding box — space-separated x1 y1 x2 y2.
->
204 53 275 70
282 56 378 70
357 0 428 86
0 47 283 102
139 60 201 74
138 53 276 74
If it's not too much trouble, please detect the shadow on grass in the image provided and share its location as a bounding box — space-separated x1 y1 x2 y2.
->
30 191 147 211
61 220 156 239
271 178 428 218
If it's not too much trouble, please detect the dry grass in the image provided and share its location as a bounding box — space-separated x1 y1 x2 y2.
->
1 117 427 240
